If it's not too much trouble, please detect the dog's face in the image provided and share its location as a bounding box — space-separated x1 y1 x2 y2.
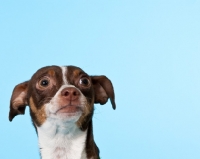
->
9 65 115 130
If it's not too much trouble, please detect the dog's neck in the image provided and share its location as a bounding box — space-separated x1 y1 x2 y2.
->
36 119 88 159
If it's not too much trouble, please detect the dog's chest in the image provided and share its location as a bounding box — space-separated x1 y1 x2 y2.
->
40 137 87 159
37 122 88 159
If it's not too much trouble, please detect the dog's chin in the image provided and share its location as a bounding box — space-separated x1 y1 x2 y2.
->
49 106 83 121
56 105 82 114
57 111 82 119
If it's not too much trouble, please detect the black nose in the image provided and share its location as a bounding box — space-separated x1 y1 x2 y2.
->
61 87 80 101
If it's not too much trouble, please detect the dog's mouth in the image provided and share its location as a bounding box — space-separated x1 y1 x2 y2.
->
55 105 82 115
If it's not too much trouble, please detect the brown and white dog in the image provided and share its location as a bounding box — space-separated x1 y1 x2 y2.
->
9 65 116 159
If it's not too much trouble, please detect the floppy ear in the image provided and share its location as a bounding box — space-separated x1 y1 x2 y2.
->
9 81 29 121
91 76 116 109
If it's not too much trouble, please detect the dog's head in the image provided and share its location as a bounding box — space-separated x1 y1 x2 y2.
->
9 65 116 130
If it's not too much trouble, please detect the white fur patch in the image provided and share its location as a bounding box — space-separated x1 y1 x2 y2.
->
61 66 68 85
37 120 87 159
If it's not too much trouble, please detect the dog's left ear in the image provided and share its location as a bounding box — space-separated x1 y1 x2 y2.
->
9 81 29 121
91 76 116 109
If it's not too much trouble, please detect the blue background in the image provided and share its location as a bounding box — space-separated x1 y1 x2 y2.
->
1 1 200 159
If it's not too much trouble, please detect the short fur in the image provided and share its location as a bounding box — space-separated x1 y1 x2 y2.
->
9 65 116 159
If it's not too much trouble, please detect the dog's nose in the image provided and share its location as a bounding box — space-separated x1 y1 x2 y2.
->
61 87 80 101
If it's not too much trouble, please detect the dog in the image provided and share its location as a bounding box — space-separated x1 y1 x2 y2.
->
9 65 116 159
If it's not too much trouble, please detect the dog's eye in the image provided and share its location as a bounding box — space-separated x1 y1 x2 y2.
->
38 77 50 88
79 77 90 87
40 79 49 87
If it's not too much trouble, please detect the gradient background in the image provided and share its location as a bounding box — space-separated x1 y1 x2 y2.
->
1 1 200 159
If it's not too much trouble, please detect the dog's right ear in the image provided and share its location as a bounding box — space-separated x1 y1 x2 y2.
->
9 81 29 122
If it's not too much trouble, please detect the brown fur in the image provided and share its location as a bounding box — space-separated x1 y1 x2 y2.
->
29 97 47 126
9 65 116 159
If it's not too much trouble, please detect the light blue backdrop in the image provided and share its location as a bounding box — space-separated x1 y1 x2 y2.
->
1 1 200 159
